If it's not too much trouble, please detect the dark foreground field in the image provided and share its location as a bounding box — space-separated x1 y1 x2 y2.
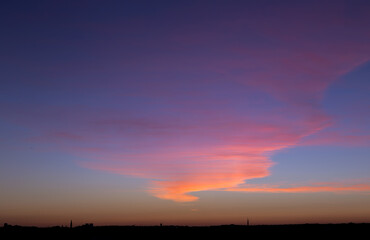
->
1 223 369 239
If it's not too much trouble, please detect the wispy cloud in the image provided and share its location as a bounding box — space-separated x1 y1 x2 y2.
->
1 1 369 202
226 180 370 193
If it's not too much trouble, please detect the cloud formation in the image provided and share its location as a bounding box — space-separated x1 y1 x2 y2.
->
227 180 370 193
1 1 370 202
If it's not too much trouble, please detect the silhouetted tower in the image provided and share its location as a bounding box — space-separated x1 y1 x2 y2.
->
247 218 249 226
70 220 72 229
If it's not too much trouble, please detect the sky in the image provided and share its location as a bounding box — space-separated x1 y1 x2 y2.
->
1 0 370 226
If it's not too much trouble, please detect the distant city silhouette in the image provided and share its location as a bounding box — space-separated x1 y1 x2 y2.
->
2 222 369 239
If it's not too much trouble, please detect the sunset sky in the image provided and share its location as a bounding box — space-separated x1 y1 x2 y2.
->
1 0 370 226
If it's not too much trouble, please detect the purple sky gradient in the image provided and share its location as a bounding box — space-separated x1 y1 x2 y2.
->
1 0 370 226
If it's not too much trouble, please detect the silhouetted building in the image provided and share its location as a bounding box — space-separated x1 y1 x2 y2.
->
81 223 94 228
70 220 72 229
247 219 249 226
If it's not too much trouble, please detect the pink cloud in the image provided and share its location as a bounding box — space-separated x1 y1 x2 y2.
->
81 147 274 202
226 180 370 193
75 115 324 202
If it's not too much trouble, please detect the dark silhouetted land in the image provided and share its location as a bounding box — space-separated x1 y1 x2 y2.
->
1 223 369 239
